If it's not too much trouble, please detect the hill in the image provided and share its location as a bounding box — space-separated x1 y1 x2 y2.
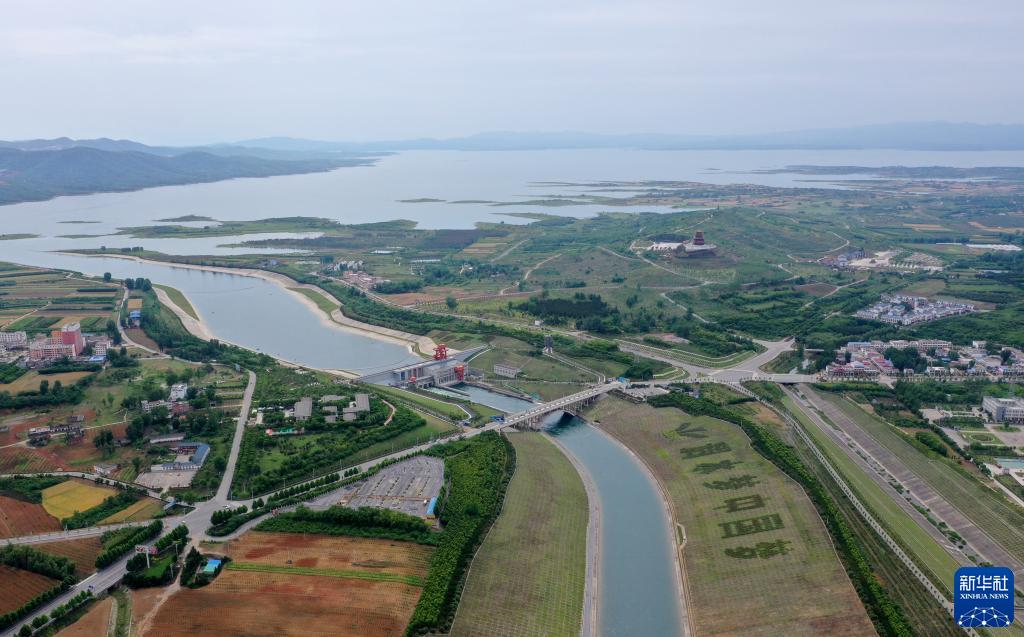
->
0 146 370 205
237 122 1024 152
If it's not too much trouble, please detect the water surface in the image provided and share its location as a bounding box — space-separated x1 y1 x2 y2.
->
552 416 684 637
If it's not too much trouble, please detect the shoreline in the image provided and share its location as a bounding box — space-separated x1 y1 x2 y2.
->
63 252 433 354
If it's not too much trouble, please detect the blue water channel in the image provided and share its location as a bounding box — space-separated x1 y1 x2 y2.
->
458 382 685 637
551 416 684 637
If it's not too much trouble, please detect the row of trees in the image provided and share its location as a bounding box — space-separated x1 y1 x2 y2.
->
257 505 436 544
62 491 138 529
95 521 163 568
406 433 516 636
0 546 76 630
10 590 93 637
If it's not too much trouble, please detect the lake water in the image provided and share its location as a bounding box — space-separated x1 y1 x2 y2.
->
4 148 1024 245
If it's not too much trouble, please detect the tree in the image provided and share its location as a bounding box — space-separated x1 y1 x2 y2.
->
38 380 49 395
103 272 112 283
94 430 115 455
445 296 458 310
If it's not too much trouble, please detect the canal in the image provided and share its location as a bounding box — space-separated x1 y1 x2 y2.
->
457 384 684 637
4 247 684 635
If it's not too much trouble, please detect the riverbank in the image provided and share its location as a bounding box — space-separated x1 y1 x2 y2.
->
63 252 433 354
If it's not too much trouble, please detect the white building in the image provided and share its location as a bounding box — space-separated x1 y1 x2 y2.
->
169 383 189 401
0 331 28 348
493 363 522 379
983 397 1024 423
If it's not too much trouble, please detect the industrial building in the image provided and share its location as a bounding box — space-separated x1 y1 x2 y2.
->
356 345 487 388
493 363 522 379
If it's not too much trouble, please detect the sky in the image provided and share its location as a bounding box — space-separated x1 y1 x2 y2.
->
1 0 1022 145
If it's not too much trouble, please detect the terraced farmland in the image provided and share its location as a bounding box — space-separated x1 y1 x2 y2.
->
0 447 59 474
450 432 588 637
588 396 874 637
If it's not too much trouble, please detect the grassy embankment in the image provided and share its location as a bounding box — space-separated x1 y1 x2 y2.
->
450 433 587 637
588 395 877 637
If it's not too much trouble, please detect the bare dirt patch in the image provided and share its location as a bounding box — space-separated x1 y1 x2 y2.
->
142 533 432 637
55 595 113 637
224 532 432 577
795 283 836 297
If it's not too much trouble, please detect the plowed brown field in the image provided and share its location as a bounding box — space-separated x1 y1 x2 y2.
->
224 532 433 576
0 565 59 614
0 495 60 538
35 536 103 576
143 533 433 637
55 596 112 637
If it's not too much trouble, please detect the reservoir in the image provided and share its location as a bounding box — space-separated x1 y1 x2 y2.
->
2 249 421 375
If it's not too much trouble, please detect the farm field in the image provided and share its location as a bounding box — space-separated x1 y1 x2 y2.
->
815 390 1024 563
144 532 433 637
98 497 165 524
0 564 59 615
0 494 61 538
35 536 103 576
587 396 874 637
41 478 118 519
450 432 587 637
55 596 113 637
0 447 59 474
0 264 119 335
0 370 94 394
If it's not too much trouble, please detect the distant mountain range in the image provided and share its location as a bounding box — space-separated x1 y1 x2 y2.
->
2 122 1023 207
0 141 376 206
237 122 1024 152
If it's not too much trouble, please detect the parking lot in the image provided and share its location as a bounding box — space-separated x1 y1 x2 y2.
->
329 456 444 518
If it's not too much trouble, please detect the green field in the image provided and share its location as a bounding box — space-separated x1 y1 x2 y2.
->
154 284 199 319
289 286 340 314
818 391 1024 564
450 433 587 637
588 396 874 637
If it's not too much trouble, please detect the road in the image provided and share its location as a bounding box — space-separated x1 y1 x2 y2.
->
797 385 1024 583
0 369 256 637
783 386 971 567
215 370 256 502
